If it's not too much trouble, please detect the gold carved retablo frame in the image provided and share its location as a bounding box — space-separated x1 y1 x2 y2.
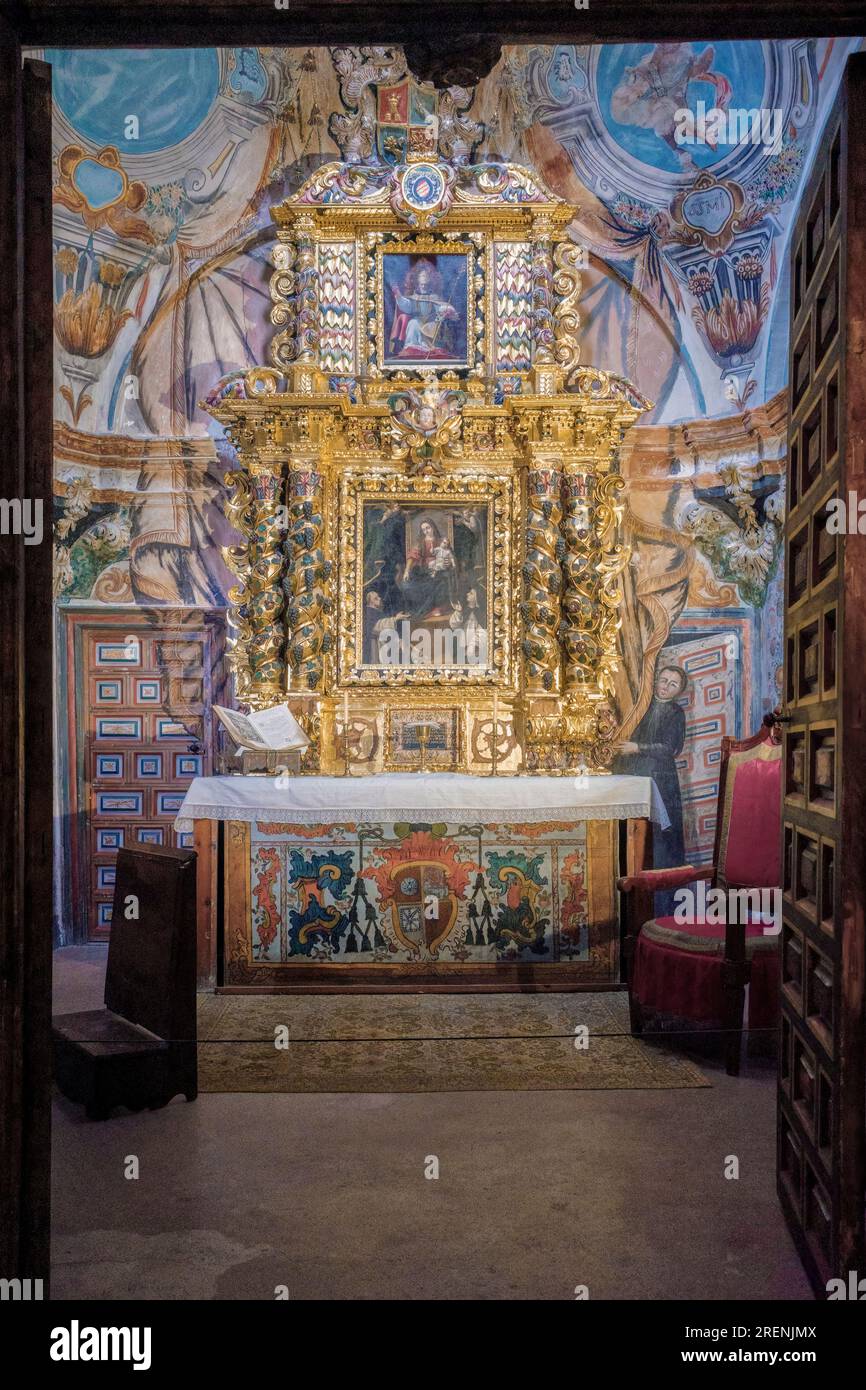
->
204 152 650 775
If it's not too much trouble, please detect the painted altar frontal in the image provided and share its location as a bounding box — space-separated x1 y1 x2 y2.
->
227 818 615 988
180 773 668 989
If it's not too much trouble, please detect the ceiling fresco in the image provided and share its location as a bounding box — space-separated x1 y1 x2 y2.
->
39 39 860 439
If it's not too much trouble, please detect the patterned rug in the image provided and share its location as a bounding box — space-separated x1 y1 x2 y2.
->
197 992 708 1093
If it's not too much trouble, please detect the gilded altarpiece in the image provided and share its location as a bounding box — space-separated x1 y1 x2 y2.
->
203 136 649 988
205 156 649 777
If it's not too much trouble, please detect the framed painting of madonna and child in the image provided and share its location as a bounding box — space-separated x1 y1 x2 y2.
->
338 469 515 688
361 501 488 672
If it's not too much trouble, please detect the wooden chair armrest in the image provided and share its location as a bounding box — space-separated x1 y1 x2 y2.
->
616 865 715 894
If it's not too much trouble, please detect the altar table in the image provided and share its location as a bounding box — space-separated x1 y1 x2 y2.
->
178 774 668 993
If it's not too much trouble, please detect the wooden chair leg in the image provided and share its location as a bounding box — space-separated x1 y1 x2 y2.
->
628 985 644 1035
621 894 652 1037
721 961 749 1076
620 818 655 1038
724 1016 743 1076
619 906 647 1039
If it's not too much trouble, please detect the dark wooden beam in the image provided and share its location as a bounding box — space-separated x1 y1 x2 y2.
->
5 0 866 49
0 13 28 1292
0 31 52 1292
22 55 54 1291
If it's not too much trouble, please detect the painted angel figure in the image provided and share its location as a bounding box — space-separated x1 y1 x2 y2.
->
610 42 733 160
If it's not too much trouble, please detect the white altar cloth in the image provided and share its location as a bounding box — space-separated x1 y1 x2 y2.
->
175 772 669 833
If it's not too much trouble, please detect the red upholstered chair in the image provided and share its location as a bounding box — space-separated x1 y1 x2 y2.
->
617 717 782 1076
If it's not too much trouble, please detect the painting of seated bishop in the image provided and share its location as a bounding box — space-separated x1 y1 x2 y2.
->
383 252 469 369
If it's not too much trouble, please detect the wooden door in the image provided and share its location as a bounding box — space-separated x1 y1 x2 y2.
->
65 610 224 941
780 52 866 1293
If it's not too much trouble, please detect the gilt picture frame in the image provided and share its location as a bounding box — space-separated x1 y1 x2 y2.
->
373 236 479 374
338 470 514 687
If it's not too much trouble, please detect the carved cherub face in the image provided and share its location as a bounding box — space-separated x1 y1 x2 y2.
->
421 379 440 408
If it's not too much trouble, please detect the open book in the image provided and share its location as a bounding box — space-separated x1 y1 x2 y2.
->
213 703 310 755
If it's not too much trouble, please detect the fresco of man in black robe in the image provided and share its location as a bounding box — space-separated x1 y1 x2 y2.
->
613 663 688 914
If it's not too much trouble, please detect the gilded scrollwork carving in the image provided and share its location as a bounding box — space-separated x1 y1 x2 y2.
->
269 240 296 371
553 238 583 374
561 698 620 774
592 471 630 701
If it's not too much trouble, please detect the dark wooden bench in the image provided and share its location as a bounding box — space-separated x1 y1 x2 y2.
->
53 844 197 1119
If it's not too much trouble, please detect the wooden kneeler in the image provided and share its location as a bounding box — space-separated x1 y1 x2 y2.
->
54 845 198 1120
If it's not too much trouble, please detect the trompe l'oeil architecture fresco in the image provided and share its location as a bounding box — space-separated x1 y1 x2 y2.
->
41 38 863 943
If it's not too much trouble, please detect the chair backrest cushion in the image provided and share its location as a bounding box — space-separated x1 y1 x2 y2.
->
717 744 782 890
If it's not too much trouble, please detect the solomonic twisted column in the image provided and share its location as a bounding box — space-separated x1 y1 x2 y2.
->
560 466 628 701
227 465 288 707
522 467 563 693
293 217 319 365
283 467 332 692
531 224 555 365
560 468 599 693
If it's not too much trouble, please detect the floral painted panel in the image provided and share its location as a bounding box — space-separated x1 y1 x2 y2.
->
227 819 614 985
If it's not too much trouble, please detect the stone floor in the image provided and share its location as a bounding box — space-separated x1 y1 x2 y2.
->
51 945 813 1301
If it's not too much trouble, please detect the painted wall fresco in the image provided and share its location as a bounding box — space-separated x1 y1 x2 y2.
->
37 39 863 935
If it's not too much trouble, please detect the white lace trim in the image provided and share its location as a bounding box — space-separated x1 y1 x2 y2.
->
176 800 658 834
